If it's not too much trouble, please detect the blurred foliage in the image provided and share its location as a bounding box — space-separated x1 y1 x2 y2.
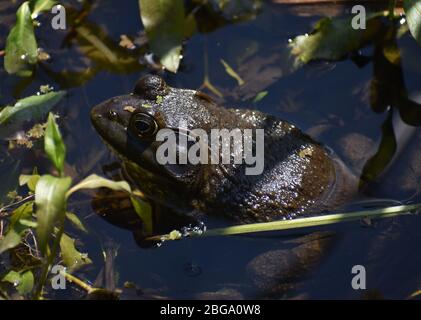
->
0 110 152 299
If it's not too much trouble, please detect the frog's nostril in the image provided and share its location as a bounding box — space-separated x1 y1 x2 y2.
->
92 113 102 121
108 109 119 120
90 111 103 128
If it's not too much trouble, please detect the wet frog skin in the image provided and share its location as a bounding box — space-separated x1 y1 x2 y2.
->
91 75 354 223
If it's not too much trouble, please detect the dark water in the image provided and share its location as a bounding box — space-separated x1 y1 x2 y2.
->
1 0 421 299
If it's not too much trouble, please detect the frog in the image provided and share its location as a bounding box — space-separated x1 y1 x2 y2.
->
90 74 357 225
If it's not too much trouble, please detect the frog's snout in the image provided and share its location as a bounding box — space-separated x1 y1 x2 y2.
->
90 99 118 137
90 102 106 128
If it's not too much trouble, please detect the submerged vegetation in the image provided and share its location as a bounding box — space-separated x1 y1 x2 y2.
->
0 0 421 299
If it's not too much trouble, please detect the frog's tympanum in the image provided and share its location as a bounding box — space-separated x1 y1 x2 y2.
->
91 75 355 224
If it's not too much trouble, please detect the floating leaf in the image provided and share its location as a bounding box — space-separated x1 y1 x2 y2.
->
404 0 421 46
2 270 34 295
44 113 66 175
130 196 153 235
0 202 33 255
66 174 131 198
35 175 72 255
65 212 88 233
289 15 383 67
4 2 38 76
59 233 92 272
30 0 58 18
0 91 66 139
139 0 185 72
220 59 245 86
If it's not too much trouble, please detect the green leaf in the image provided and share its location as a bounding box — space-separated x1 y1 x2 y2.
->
404 0 421 45
29 0 58 18
0 202 34 255
2 270 34 295
139 0 185 73
19 219 38 228
44 112 66 175
59 233 92 272
19 271 34 295
2 271 20 286
19 174 40 192
2 271 21 284
288 15 383 67
35 175 72 255
66 174 131 198
4 2 38 77
65 212 88 233
130 196 153 235
360 111 397 187
0 91 66 139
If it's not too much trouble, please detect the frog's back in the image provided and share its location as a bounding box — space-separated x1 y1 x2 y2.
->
197 108 354 223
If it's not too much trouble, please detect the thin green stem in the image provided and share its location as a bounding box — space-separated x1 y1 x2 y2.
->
33 223 64 299
61 271 95 293
203 204 419 237
148 204 421 242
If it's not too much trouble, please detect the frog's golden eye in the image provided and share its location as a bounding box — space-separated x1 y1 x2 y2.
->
129 112 159 139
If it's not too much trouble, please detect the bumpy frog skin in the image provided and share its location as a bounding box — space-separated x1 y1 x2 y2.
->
91 75 355 223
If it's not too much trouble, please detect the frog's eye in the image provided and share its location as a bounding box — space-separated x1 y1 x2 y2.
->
129 112 159 139
133 74 167 100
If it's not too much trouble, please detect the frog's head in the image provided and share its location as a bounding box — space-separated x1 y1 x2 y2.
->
90 75 218 192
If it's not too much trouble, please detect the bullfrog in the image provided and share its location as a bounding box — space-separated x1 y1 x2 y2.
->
91 74 356 224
